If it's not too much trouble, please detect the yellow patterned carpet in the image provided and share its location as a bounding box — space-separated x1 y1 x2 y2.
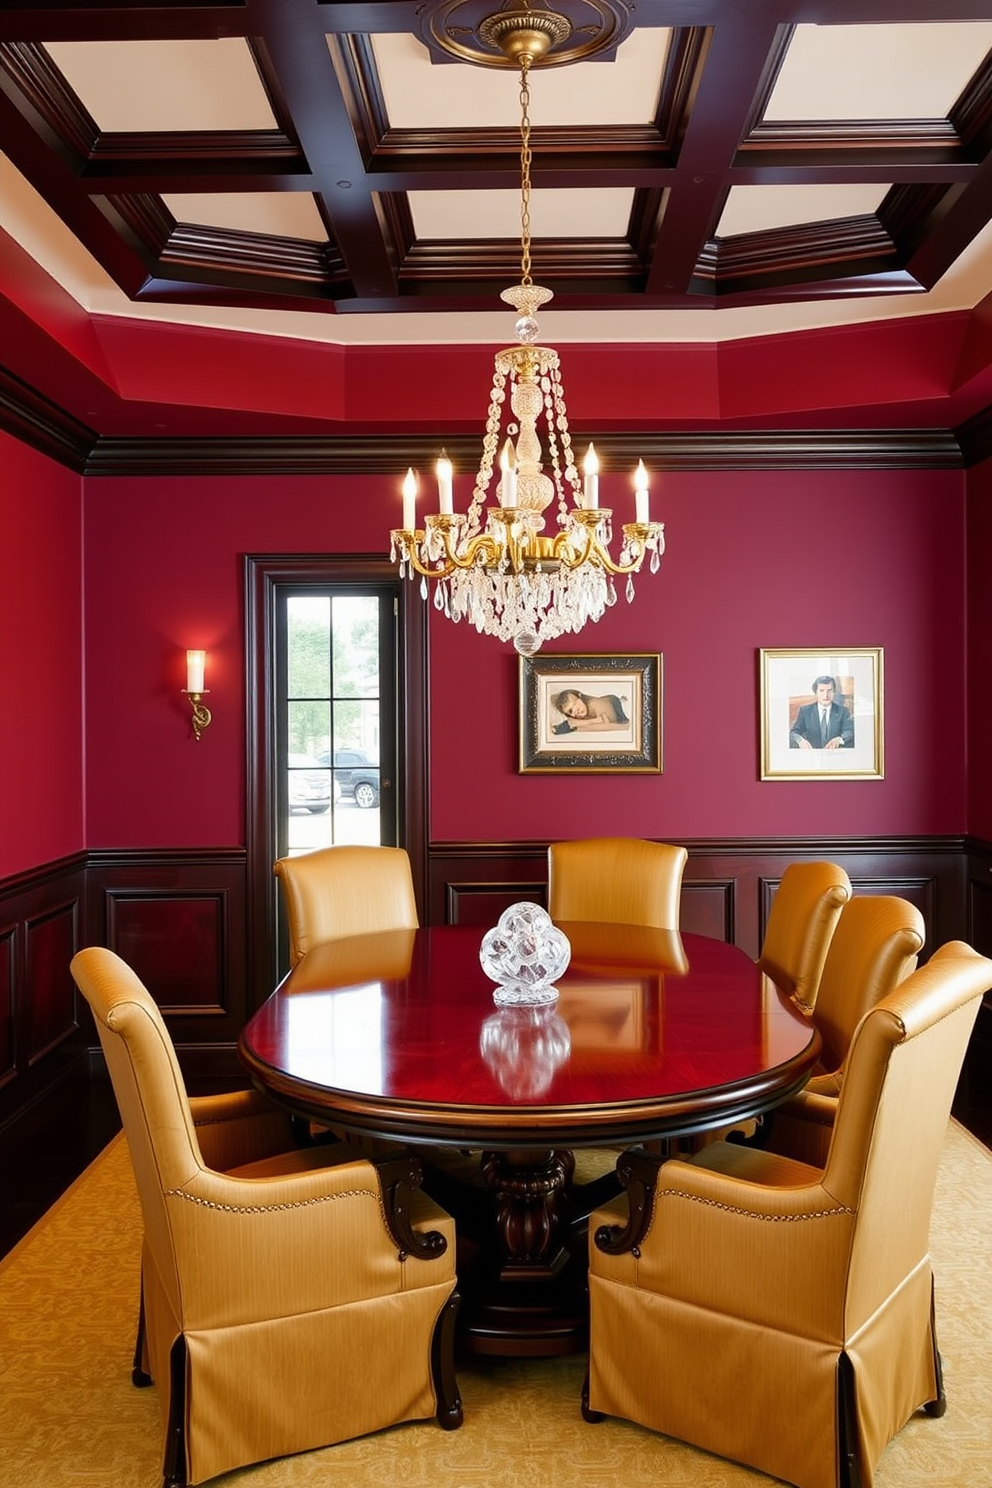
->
2 1121 991 1488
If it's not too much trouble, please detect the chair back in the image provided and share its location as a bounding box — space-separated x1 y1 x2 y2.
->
757 861 852 1009
812 894 924 1074
70 946 202 1321
547 837 688 929
274 844 419 965
823 942 991 1328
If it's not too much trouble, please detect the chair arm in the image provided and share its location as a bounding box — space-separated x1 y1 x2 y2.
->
592 1147 665 1255
188 1087 296 1170
371 1153 450 1262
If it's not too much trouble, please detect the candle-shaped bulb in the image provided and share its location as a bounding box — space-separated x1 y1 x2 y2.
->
402 467 417 531
500 438 518 506
583 443 600 509
436 450 454 515
186 649 206 694
634 459 650 524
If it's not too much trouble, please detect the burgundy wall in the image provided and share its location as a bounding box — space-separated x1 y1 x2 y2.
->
80 462 967 849
967 459 992 839
431 466 967 840
0 431 84 877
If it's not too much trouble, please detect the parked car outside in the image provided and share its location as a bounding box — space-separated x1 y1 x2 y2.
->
288 753 338 814
318 749 381 808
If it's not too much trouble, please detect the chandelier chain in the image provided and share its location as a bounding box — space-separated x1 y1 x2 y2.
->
518 59 533 286
388 15 666 654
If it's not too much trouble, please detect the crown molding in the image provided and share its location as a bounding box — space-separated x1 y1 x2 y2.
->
0 365 95 472
78 427 964 477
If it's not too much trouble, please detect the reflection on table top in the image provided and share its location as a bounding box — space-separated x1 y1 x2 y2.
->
239 924 821 1147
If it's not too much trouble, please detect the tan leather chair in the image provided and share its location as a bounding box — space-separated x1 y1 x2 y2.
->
274 844 418 965
584 940 992 1488
757 861 852 1009
753 893 925 1165
547 837 688 930
71 947 461 1488
804 893 925 1091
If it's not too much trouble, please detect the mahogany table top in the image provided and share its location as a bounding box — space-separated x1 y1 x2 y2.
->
238 922 821 1148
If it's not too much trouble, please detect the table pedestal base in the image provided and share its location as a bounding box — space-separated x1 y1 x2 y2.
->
424 1146 620 1358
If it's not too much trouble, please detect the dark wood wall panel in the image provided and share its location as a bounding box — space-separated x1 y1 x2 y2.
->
681 880 735 943
0 924 15 1088
445 881 547 926
24 901 79 1064
86 850 248 1054
0 856 87 1133
107 892 227 1014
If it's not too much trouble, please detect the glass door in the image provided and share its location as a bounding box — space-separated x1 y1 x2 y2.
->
277 588 398 859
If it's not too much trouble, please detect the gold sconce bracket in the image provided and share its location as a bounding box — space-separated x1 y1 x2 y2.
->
183 691 212 742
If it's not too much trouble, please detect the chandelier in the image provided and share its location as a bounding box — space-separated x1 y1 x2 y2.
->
390 1 665 656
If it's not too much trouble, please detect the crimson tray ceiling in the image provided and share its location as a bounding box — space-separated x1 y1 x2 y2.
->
4 0 992 324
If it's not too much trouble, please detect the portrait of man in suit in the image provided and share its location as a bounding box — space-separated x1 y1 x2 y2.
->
789 674 855 750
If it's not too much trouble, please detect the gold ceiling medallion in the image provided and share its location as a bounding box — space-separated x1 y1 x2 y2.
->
392 0 663 655
421 0 631 68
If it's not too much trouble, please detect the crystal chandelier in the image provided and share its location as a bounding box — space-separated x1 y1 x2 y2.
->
390 2 665 656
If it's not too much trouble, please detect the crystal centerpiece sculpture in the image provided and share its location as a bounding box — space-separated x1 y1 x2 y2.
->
480 902 571 1007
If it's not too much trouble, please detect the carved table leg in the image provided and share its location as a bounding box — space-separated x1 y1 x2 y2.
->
481 1147 574 1276
455 1147 589 1357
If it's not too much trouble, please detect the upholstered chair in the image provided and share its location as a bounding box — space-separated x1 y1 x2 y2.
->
584 940 992 1488
547 837 688 930
274 843 418 966
750 893 925 1165
757 861 852 1009
71 947 461 1488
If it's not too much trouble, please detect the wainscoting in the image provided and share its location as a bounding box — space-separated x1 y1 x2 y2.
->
3 835 992 1146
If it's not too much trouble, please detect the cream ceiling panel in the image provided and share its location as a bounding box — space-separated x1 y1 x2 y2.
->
370 31 667 128
717 184 888 238
410 188 633 240
41 38 276 132
161 192 328 241
766 23 992 121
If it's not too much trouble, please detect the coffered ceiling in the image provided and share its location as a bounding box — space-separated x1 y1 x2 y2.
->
3 0 992 348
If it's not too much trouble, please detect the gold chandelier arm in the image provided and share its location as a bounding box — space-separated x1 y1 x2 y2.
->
392 519 502 577
547 514 665 575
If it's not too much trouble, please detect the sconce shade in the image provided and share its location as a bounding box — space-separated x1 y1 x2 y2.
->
186 650 206 693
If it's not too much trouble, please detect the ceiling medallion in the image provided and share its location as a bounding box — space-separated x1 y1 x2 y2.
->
392 0 663 655
420 0 632 68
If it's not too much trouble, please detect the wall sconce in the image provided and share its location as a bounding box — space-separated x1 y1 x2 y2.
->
182 649 212 741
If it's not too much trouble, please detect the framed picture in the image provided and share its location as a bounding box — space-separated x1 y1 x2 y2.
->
759 648 884 780
519 653 661 774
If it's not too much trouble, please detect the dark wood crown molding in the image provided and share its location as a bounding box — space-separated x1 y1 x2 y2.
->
0 365 95 471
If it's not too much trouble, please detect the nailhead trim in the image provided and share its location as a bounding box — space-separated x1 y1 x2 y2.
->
659 1190 854 1221
165 1185 378 1216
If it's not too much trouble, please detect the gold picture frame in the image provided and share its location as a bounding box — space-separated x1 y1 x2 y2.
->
519 653 662 774
759 648 884 780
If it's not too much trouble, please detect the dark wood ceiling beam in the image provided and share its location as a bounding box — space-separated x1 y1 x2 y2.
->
0 60 152 296
250 3 397 299
644 17 780 296
903 159 992 288
0 6 247 44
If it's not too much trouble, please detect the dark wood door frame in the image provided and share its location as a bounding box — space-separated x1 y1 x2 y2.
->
244 554 429 1011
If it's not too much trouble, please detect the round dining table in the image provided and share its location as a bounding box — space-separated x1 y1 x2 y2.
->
239 921 821 1356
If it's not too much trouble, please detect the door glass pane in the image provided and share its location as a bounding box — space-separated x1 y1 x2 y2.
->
282 590 388 856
